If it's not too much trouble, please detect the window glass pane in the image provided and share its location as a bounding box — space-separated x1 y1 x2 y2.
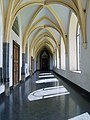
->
76 24 80 71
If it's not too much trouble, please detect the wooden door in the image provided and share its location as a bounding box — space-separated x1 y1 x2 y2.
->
13 41 20 86
40 51 50 71
41 58 48 70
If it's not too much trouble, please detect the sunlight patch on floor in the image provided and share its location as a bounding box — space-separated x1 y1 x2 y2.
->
39 75 54 78
68 112 90 120
28 86 70 101
36 78 58 84
39 73 52 76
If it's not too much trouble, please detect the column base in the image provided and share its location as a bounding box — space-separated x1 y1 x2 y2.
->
21 74 25 81
5 81 10 96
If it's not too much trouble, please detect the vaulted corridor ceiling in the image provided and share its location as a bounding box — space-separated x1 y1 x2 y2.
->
2 0 87 57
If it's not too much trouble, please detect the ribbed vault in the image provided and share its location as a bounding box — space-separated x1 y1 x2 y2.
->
1 0 88 59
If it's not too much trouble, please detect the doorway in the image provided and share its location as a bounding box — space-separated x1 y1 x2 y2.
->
13 41 20 86
40 51 50 71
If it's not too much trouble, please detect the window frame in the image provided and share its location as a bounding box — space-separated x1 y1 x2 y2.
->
76 23 81 71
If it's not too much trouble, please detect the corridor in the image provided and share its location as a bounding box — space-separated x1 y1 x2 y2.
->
0 1 90 120
0 71 90 120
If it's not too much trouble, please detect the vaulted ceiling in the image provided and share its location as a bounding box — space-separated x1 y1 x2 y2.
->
2 0 87 57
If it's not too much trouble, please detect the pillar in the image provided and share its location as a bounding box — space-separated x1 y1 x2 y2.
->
21 53 26 81
0 68 2 84
65 35 69 70
3 43 10 96
58 44 61 69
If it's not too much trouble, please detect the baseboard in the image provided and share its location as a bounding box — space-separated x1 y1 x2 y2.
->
53 70 90 100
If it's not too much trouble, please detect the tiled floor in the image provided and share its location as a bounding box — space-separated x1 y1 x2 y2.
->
0 71 90 120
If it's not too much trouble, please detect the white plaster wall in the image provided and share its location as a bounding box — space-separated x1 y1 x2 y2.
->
0 5 3 67
54 3 90 93
9 30 22 87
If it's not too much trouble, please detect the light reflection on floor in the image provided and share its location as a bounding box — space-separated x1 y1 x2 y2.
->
68 112 90 120
39 73 52 76
28 86 70 101
36 78 58 84
39 74 54 78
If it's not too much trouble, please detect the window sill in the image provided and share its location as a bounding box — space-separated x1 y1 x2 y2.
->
61 69 66 70
71 70 81 74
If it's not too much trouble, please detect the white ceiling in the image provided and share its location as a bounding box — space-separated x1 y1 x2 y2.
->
20 3 70 43
11 0 87 54
20 5 39 34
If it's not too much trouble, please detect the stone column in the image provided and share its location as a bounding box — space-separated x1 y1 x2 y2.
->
21 53 26 81
58 44 61 69
3 43 10 96
65 35 69 70
0 68 3 84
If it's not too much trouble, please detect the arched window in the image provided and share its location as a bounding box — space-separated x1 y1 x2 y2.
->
57 48 59 69
69 12 81 72
76 24 81 71
61 37 66 70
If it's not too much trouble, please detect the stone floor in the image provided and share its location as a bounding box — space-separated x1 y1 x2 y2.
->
0 71 90 120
